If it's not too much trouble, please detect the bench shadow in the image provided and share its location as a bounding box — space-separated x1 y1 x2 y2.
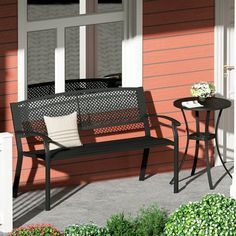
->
14 184 88 228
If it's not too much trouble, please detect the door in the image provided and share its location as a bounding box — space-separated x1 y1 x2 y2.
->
216 0 235 165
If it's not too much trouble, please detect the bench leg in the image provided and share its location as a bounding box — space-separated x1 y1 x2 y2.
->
139 148 150 181
45 157 51 211
13 153 23 198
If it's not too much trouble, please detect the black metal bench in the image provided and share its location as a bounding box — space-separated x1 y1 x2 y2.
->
11 87 180 211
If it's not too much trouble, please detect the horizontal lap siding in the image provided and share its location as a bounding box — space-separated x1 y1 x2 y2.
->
0 0 17 134
143 0 215 170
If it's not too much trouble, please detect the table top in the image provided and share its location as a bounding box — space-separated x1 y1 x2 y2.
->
174 97 231 111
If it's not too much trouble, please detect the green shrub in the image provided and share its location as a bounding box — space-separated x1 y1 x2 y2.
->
64 224 109 236
164 194 236 236
106 213 135 236
134 204 167 236
106 204 167 236
9 224 61 236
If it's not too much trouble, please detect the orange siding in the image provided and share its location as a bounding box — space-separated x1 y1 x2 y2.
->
0 0 18 135
143 0 215 172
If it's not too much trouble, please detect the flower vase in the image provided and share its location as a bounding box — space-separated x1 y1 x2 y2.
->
198 96 206 104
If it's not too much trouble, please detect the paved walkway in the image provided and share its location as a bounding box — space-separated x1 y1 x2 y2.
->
13 163 233 232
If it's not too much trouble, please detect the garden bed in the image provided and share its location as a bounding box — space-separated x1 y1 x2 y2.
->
10 194 236 236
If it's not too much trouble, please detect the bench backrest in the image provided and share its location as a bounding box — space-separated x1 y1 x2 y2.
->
28 78 121 99
11 87 150 138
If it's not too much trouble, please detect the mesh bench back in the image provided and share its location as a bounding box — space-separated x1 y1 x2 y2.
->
28 78 121 99
11 87 149 137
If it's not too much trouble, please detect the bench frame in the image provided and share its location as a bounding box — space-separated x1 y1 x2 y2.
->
11 87 180 211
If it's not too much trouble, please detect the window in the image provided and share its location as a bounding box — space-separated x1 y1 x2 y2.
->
18 0 142 100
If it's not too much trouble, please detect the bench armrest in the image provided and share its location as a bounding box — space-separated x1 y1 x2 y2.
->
15 131 52 142
145 114 181 127
145 113 179 150
15 131 52 155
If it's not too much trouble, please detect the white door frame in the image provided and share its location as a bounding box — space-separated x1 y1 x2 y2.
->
214 0 227 166
18 0 143 101
231 0 236 198
215 0 236 197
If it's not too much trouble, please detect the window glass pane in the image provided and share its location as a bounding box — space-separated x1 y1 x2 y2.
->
27 0 80 21
27 29 56 96
97 0 123 13
96 21 122 77
65 26 80 81
65 22 122 80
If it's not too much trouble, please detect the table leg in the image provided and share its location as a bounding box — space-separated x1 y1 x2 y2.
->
191 111 200 176
215 109 232 178
205 138 214 189
191 140 199 176
205 110 213 189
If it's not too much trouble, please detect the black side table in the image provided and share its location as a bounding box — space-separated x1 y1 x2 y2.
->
174 97 231 189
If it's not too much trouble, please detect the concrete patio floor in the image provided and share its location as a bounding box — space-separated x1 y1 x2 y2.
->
13 163 234 232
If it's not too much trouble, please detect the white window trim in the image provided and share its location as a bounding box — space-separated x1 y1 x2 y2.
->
122 0 143 87
18 0 143 101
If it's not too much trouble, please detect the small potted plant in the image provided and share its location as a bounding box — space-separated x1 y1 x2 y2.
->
190 81 215 103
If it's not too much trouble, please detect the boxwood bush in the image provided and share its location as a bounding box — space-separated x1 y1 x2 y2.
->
106 204 167 236
106 213 135 236
134 204 167 236
164 194 236 236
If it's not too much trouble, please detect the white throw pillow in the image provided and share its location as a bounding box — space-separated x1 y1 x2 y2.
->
44 112 82 150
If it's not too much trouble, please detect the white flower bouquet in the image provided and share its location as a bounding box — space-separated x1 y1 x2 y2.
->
190 81 215 99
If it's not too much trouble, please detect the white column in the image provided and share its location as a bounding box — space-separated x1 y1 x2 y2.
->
230 0 236 198
0 133 13 233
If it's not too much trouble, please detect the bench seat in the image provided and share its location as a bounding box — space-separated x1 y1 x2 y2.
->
23 136 174 160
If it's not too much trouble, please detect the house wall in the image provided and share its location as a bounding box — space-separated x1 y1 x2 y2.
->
0 0 214 190
143 0 215 169
0 0 18 135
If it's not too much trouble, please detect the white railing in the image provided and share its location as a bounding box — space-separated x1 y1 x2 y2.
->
0 133 13 233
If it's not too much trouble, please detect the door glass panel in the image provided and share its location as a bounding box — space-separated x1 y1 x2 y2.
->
65 26 80 81
97 0 123 13
27 0 80 21
96 21 123 77
27 29 56 97
65 21 122 80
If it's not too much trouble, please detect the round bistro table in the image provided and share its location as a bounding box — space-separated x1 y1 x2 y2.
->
174 97 232 189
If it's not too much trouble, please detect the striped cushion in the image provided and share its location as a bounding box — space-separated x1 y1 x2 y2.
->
44 112 82 150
